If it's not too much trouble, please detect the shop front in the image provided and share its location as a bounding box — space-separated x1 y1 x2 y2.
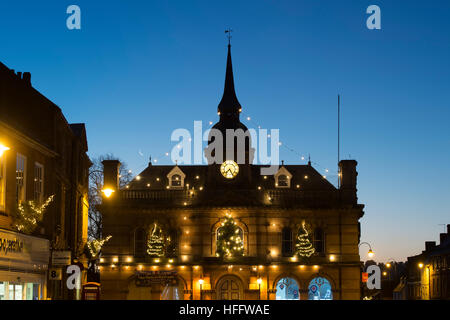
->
0 228 49 300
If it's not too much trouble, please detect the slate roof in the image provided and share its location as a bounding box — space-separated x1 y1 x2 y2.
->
125 164 336 191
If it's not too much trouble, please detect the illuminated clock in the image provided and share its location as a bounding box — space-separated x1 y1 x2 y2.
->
220 160 239 179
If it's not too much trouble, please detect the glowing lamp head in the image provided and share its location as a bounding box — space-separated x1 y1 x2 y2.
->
0 144 10 157
102 188 115 198
198 279 204 285
367 249 374 258
418 263 424 269
386 263 391 268
257 278 262 285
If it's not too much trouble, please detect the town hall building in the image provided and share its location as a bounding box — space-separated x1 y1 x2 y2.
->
98 42 365 300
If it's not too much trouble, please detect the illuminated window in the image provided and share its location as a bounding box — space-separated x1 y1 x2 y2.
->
308 277 333 300
34 162 44 204
167 166 185 189
274 167 292 188
16 154 26 204
171 174 181 187
0 155 5 211
276 277 300 300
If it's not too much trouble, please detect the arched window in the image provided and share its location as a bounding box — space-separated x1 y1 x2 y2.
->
278 175 288 187
281 227 293 256
171 174 181 187
134 228 146 258
216 226 244 241
216 223 244 258
308 277 333 300
276 277 300 300
313 228 325 254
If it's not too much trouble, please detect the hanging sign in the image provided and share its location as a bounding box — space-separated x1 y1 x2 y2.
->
52 250 71 266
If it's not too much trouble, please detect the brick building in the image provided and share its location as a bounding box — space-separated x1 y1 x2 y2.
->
0 62 90 300
407 224 450 300
99 44 365 300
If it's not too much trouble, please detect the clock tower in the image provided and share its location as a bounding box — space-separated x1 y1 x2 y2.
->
205 43 255 187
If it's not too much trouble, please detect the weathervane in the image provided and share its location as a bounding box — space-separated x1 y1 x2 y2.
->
225 28 233 45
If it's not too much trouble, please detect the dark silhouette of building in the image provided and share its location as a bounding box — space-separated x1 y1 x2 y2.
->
0 62 90 300
99 44 365 300
406 224 450 300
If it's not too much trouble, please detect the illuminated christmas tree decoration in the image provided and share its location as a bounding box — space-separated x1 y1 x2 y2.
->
147 223 165 257
86 235 112 259
295 221 315 258
12 195 54 234
216 216 244 258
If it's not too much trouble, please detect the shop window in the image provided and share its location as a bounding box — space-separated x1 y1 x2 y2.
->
276 277 300 300
308 277 333 300
281 227 293 256
313 228 325 254
134 228 146 258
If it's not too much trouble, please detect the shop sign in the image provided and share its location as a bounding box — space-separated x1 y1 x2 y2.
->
362 272 368 283
0 236 24 255
52 250 71 266
49 268 62 280
135 271 178 287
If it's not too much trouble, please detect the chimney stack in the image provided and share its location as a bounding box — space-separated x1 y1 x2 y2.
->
425 241 436 252
22 72 31 86
440 233 448 245
339 160 358 204
102 160 121 191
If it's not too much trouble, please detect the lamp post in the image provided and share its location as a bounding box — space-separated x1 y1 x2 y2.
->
198 278 204 300
418 262 431 300
257 278 262 300
385 258 398 283
359 242 374 258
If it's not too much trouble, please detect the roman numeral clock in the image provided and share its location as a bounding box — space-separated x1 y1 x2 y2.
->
220 160 239 179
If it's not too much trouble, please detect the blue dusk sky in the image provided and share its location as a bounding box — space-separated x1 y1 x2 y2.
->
1 1 449 262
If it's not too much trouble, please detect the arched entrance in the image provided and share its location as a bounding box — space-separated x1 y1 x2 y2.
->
275 277 300 300
308 277 333 300
216 275 243 300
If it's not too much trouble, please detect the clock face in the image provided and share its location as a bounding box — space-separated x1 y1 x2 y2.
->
220 160 239 179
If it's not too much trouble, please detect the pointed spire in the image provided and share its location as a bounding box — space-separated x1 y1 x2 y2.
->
217 43 242 118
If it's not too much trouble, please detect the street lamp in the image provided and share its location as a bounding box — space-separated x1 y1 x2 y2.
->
257 278 262 300
101 188 115 198
359 242 374 258
0 144 10 157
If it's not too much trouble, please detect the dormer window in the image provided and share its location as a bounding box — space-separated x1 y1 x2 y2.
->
274 166 292 188
171 174 181 187
278 175 288 187
167 166 186 189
